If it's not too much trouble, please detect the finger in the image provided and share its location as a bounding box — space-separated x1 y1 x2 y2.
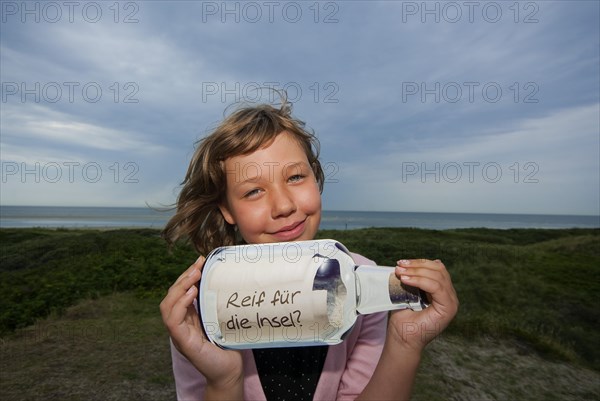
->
160 264 202 317
163 285 203 342
170 268 201 303
396 259 451 281
396 258 446 270
168 284 200 327
398 272 458 315
395 265 446 283
395 262 452 294
174 256 206 286
398 273 444 296
395 260 457 303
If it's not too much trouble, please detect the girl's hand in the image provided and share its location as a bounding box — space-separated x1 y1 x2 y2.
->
160 257 244 390
388 259 459 352
355 259 457 400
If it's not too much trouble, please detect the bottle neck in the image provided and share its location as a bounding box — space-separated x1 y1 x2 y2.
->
354 265 428 315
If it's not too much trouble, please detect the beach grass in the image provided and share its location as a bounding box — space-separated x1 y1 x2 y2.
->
1 227 599 400
0 228 196 333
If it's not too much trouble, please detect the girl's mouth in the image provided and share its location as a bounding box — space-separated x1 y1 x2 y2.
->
271 219 306 241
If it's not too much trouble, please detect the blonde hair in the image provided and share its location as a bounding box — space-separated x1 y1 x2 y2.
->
162 99 324 254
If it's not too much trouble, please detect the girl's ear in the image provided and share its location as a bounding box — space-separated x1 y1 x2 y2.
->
218 203 236 225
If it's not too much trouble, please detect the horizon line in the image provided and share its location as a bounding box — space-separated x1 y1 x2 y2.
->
1 204 598 218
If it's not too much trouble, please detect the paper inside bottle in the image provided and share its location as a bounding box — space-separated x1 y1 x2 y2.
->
205 251 349 347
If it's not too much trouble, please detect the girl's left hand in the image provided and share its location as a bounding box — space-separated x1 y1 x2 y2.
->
387 258 459 352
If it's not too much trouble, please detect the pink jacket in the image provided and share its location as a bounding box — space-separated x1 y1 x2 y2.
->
170 253 388 400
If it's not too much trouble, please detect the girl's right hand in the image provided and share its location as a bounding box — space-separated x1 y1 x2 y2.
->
160 256 244 390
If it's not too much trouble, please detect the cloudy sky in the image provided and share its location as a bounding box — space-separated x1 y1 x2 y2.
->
1 1 598 215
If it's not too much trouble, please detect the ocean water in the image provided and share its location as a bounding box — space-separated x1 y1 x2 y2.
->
1 206 598 230
0 206 171 229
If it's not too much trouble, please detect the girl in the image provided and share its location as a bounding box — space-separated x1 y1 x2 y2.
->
160 99 458 400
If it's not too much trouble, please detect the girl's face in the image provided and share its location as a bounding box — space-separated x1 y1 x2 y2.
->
219 131 322 244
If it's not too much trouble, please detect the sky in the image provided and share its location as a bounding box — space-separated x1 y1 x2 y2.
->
0 0 599 215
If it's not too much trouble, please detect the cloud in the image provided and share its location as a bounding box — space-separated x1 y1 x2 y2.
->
1 103 166 155
322 103 600 215
0 1 598 214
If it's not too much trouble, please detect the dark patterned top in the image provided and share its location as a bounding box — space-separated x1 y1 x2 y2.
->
253 346 329 401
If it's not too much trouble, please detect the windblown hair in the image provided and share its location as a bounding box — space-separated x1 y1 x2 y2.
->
162 98 324 255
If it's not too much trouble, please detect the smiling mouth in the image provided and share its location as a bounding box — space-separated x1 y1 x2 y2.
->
271 219 307 240
276 220 304 233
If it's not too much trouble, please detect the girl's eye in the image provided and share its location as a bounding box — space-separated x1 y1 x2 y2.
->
244 188 262 198
289 174 305 183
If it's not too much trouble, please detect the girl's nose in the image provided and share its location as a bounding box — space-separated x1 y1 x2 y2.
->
270 187 296 218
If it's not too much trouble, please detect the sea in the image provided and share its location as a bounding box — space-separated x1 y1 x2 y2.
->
1 205 598 230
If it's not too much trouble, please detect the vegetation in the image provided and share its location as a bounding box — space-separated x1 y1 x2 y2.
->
1 227 599 400
0 228 196 333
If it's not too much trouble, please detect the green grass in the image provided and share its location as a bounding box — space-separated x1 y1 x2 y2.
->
1 227 599 400
0 228 196 333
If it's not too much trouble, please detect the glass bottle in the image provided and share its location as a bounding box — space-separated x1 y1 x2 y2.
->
198 239 428 349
